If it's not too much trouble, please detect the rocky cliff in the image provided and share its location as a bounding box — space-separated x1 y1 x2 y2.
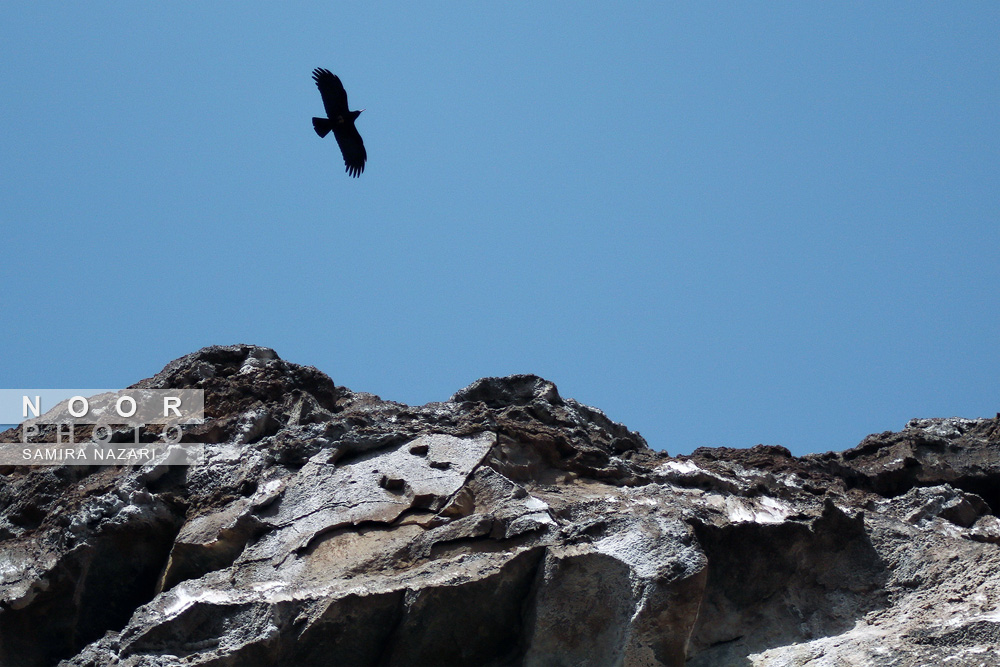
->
1 345 999 666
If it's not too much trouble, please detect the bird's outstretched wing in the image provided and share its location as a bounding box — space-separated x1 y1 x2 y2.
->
334 124 367 177
312 67 366 177
312 68 348 119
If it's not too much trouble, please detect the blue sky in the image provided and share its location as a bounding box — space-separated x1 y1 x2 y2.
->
2 3 997 456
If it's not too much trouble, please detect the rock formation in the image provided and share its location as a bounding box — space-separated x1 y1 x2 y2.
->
0 344 998 666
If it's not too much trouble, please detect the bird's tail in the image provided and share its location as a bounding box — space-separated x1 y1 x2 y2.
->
312 117 332 138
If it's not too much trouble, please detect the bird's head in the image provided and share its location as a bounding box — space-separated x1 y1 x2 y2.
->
352 109 365 120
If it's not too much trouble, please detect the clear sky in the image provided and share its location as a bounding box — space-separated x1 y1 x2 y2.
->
2 3 997 456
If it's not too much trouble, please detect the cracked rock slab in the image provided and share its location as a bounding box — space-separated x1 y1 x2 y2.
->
0 346 996 666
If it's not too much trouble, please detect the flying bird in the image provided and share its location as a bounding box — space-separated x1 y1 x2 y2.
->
311 68 367 177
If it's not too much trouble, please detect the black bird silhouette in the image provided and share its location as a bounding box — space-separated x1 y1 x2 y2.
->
311 68 367 177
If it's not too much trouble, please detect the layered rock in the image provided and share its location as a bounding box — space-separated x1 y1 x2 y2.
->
0 345 997 666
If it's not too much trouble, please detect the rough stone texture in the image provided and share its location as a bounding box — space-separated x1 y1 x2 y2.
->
0 345 998 665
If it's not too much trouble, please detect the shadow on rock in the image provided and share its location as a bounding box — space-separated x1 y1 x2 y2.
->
685 500 888 666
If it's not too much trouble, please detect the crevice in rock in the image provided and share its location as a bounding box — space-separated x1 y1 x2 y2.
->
377 546 546 666
425 531 539 562
684 502 888 666
835 466 1000 518
0 515 182 667
327 435 405 467
806 419 1000 517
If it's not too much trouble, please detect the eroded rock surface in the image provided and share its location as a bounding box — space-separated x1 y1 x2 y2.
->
0 345 997 666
